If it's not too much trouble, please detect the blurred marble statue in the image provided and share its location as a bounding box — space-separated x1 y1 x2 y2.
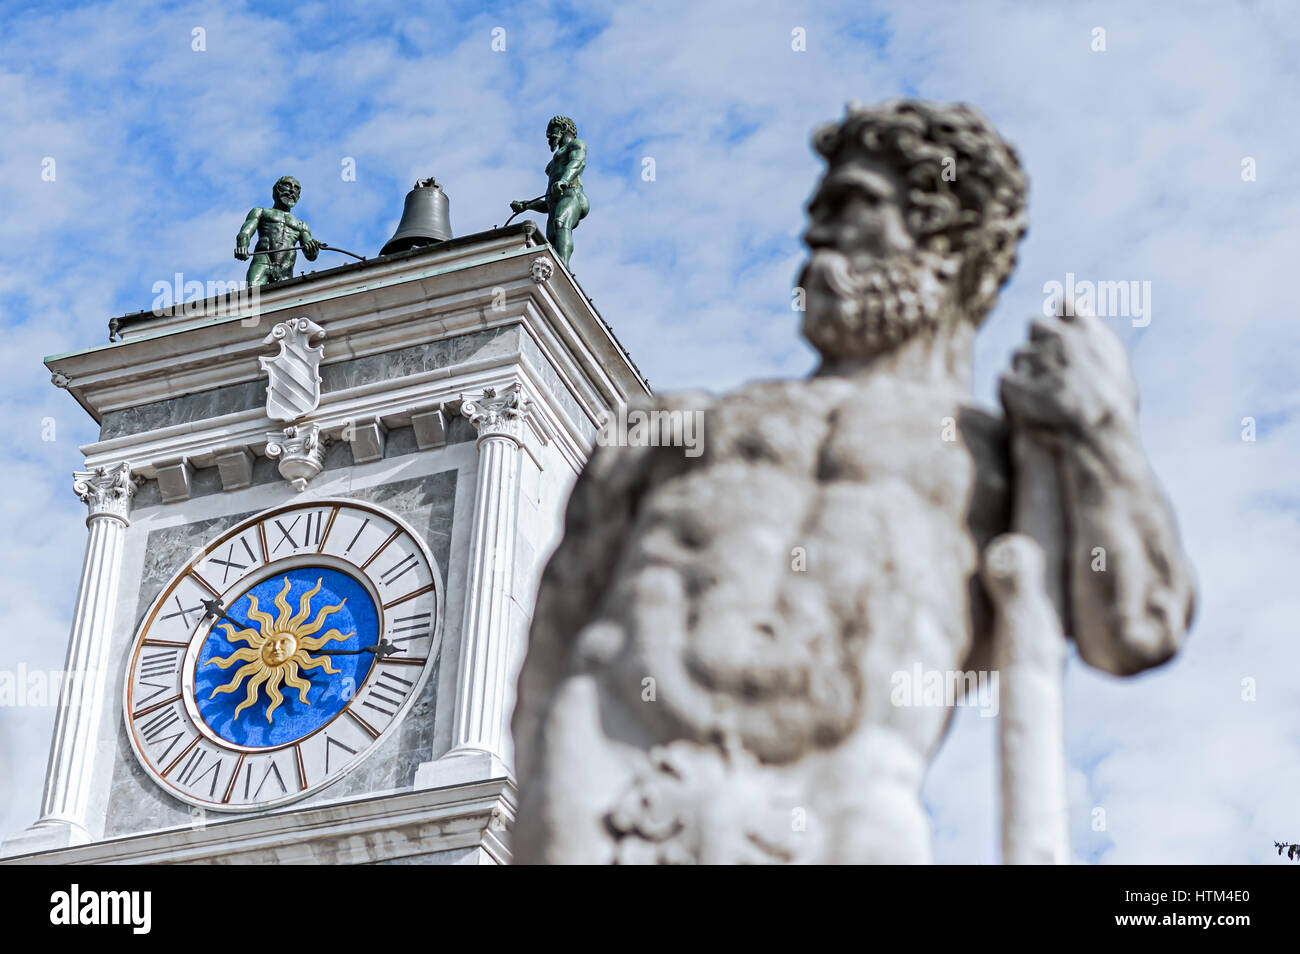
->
512 100 1196 864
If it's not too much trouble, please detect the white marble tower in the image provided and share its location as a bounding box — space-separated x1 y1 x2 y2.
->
2 222 647 864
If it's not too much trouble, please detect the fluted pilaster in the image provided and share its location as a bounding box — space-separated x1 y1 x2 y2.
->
450 386 525 760
2 463 135 855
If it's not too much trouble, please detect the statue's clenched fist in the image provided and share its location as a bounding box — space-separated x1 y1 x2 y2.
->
999 300 1139 441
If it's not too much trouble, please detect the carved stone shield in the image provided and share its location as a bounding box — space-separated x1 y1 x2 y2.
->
259 318 326 422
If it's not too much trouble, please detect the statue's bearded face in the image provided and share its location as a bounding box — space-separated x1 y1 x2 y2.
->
546 125 565 150
274 180 300 209
798 159 955 362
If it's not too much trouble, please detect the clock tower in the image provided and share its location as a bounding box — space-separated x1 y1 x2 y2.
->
1 217 647 864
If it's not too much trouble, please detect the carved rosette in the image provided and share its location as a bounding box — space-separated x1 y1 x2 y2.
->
529 257 554 285
72 462 137 526
265 423 327 492
460 384 528 444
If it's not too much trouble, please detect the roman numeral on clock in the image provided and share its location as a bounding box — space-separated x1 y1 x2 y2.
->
271 511 326 552
159 595 203 626
139 648 179 680
208 537 259 584
362 671 415 717
134 648 181 706
389 612 431 643
175 747 225 798
324 734 358 774
344 517 370 555
244 760 289 800
139 706 181 742
379 553 419 587
137 706 187 763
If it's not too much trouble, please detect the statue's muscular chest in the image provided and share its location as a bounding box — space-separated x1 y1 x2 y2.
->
815 388 997 526
258 211 300 238
546 148 577 180
610 380 1011 752
646 378 1011 638
696 377 1007 531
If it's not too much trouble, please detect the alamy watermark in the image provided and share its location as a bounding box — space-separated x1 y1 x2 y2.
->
151 272 262 325
1042 272 1151 327
598 403 704 457
50 884 151 934
0 665 99 707
890 664 1000 718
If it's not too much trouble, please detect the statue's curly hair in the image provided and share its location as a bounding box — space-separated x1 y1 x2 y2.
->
273 175 301 194
547 115 578 138
812 100 1028 322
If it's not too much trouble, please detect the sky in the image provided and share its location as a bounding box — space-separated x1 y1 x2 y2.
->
0 0 1296 864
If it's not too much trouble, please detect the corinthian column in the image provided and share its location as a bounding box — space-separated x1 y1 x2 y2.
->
417 385 526 788
2 462 136 856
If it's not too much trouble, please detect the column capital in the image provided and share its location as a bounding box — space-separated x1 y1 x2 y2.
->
72 462 138 525
460 384 528 443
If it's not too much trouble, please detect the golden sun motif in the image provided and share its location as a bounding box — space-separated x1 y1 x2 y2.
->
207 576 353 723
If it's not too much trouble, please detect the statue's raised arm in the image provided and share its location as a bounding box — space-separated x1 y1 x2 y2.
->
998 299 1195 675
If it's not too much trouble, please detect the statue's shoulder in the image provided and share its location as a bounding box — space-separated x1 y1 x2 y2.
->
955 399 1012 543
649 386 715 413
956 400 1009 458
581 388 715 485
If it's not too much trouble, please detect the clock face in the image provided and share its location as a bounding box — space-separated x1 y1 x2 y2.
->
123 499 442 812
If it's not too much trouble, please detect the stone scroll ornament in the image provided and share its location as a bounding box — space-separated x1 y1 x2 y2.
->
511 100 1197 865
264 424 325 493
260 318 325 423
260 318 327 491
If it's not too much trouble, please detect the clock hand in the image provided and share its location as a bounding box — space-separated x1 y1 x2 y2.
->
315 639 406 660
200 596 248 631
201 596 405 663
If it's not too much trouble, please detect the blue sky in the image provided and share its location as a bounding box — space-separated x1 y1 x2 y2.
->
1 0 1298 863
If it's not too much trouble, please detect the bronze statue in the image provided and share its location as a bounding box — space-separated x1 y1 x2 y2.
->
511 116 589 268
235 176 321 286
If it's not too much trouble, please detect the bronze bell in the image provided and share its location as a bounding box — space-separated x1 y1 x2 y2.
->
380 177 453 255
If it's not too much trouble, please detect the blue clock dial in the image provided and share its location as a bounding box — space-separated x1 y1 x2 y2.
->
193 566 380 749
126 499 442 812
